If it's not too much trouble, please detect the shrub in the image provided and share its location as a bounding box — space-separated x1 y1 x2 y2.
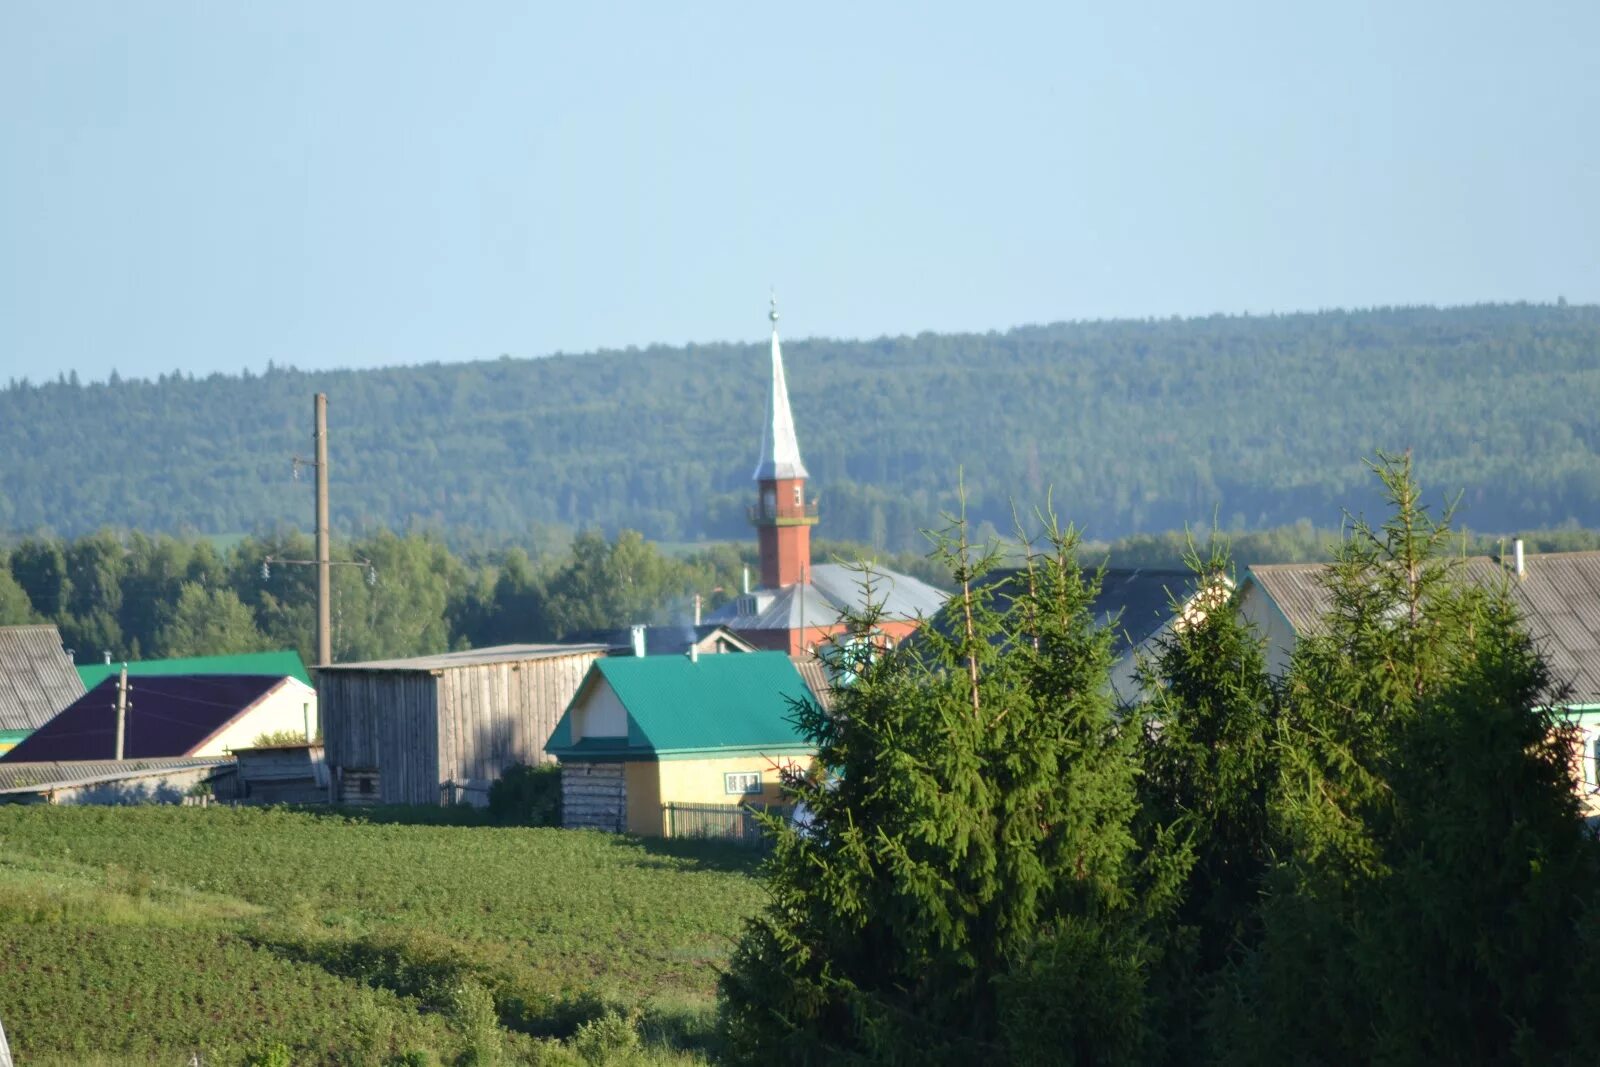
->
487 763 561 826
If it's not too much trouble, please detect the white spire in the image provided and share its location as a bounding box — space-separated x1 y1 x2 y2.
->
753 293 809 481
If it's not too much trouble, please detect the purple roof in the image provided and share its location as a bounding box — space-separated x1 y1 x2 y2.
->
0 674 288 762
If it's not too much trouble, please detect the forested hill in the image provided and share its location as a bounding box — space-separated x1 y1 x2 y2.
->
3 302 1598 549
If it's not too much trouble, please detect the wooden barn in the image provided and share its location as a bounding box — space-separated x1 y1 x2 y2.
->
318 643 609 807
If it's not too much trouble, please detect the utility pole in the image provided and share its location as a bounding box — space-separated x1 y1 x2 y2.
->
114 664 128 761
315 393 331 667
264 397 372 666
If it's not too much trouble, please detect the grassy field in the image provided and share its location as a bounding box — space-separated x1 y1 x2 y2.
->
0 806 766 1066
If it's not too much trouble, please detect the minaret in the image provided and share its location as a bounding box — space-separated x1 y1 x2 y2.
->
751 295 817 589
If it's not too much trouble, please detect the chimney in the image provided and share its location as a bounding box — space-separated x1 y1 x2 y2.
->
1514 538 1525 578
103 650 112 664
630 625 647 658
687 644 699 664
742 565 751 595
693 594 702 627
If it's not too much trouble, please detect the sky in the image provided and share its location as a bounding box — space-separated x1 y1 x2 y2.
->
1 1 1596 383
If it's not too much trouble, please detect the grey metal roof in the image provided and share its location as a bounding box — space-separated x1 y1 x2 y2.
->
0 756 229 794
706 585 844 631
705 563 951 633
559 625 757 656
317 643 611 672
0 625 86 732
790 655 837 712
809 563 949 621
1246 550 1600 703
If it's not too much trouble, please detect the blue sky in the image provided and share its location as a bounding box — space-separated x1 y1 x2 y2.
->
2 1 1596 383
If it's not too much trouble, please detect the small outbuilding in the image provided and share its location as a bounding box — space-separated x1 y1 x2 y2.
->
318 643 609 807
545 651 819 836
0 674 315 763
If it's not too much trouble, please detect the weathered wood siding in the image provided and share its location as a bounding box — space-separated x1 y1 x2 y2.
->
435 651 603 805
319 670 440 805
235 744 329 806
321 650 601 807
562 762 626 831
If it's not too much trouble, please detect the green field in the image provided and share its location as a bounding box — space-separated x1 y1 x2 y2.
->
0 807 765 1066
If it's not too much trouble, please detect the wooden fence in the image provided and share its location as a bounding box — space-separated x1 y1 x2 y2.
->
662 801 792 847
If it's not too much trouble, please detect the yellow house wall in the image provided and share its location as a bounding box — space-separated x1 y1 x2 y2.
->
624 761 663 836
618 753 813 836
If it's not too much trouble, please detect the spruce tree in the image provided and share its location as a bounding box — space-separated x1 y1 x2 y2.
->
1223 454 1600 1064
717 507 1157 1065
1134 537 1276 1060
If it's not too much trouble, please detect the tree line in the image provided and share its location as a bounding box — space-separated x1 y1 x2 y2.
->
718 456 1600 1064
3 303 1599 550
0 527 944 666
7 517 1600 668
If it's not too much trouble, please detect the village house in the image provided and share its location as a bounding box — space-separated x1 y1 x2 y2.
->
1 673 315 763
1239 543 1600 814
0 624 86 755
317 642 609 806
545 650 820 837
705 299 948 654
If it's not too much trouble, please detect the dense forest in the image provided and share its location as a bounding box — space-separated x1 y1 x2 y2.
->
3 303 1598 550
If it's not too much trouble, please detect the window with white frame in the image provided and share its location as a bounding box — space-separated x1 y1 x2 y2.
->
724 771 762 795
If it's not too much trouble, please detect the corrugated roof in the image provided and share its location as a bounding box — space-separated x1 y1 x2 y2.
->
0 625 86 732
78 649 311 689
706 562 950 633
1 675 292 762
317 643 610 672
546 651 816 758
789 655 837 713
809 563 949 621
1245 550 1600 702
0 756 229 794
706 584 850 632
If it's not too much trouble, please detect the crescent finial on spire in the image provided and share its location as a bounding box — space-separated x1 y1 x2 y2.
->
769 290 779 325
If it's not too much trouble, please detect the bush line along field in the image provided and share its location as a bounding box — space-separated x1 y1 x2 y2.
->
0 806 763 1065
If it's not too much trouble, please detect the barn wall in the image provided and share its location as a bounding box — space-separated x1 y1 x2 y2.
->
435 652 603 803
319 671 441 806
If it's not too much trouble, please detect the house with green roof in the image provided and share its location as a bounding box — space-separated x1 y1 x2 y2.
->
77 650 312 690
545 651 819 836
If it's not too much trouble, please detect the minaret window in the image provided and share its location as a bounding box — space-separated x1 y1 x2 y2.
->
793 485 803 507
763 489 776 516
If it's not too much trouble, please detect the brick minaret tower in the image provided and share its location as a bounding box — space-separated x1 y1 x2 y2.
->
750 295 817 589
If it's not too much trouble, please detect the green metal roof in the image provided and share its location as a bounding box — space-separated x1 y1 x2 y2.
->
546 651 818 760
77 650 311 689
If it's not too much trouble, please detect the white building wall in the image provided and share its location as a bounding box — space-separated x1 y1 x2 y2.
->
572 680 628 740
198 679 319 757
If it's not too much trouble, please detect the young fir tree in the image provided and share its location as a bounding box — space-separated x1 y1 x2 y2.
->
1134 536 1276 1061
1222 454 1600 1064
717 507 1163 1065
